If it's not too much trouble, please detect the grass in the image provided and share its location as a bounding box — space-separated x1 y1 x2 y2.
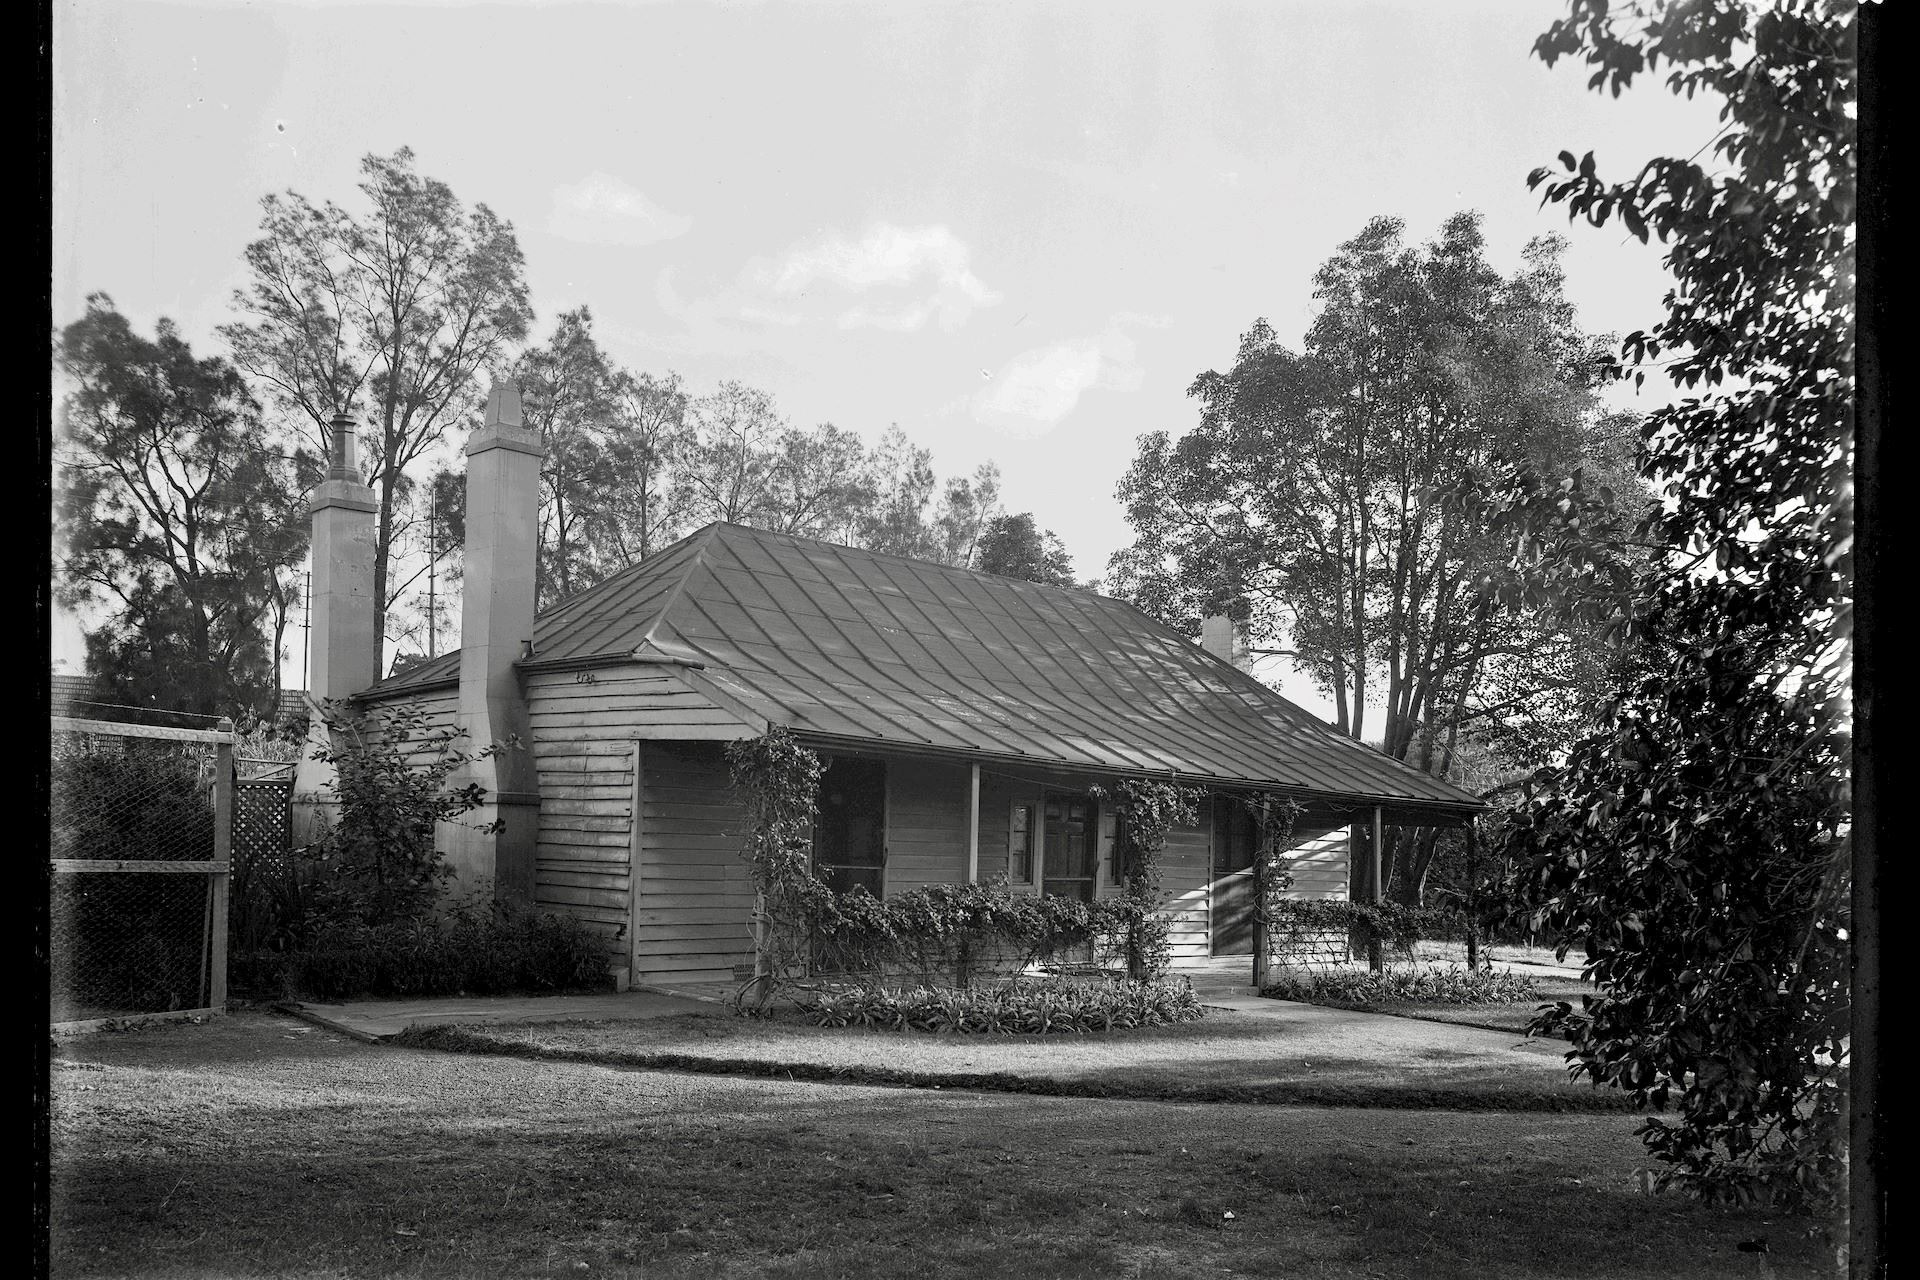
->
47 1012 1839 1279
395 1001 1631 1113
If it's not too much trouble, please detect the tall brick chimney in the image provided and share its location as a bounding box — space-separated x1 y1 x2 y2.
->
440 382 544 903
292 412 379 835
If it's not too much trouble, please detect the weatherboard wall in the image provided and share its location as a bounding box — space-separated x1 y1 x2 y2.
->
880 757 972 895
1282 825 1351 900
632 741 757 985
522 665 759 980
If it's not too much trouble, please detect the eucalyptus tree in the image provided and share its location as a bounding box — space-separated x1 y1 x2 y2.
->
928 463 1004 569
512 307 623 608
1109 216 1624 900
596 369 695 568
56 295 308 715
856 425 938 558
220 147 533 650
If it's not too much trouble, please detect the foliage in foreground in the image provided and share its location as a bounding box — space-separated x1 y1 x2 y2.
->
230 899 609 1001
1263 964 1540 1008
794 976 1204 1035
1472 0 1858 1212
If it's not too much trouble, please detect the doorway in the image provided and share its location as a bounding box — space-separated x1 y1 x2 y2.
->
1210 798 1257 955
1040 793 1097 902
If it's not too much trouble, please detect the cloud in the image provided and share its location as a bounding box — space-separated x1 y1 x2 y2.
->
547 172 691 247
972 317 1154 439
745 224 1000 332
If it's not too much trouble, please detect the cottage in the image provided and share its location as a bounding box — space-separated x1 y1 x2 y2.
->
293 384 1483 989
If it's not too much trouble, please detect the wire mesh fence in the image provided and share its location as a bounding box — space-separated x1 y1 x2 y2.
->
49 716 233 1025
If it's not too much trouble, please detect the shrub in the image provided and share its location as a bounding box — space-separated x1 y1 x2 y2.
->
230 900 609 1001
303 698 503 928
794 976 1204 1034
1263 963 1540 1007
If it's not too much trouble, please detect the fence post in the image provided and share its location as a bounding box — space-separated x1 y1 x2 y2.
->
210 718 234 1011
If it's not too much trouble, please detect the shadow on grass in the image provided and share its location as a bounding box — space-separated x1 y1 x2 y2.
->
50 1086 1832 1280
396 1022 1636 1113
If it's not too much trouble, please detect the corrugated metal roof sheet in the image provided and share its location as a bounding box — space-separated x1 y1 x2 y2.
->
363 523 1481 814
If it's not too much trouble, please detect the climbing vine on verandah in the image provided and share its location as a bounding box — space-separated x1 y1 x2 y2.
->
1238 792 1306 989
725 726 827 1010
1096 779 1208 981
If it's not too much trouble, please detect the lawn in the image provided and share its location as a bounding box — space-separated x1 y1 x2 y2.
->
46 1012 1840 1279
396 1000 1622 1112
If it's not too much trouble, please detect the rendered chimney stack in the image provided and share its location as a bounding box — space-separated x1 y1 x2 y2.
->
1200 614 1239 664
291 412 380 832
306 413 380 701
442 382 546 904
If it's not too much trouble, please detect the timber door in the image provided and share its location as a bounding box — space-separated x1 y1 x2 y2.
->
814 757 887 897
1041 794 1097 902
1210 799 1257 955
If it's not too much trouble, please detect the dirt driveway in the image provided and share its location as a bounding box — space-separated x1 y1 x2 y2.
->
44 1012 1832 1279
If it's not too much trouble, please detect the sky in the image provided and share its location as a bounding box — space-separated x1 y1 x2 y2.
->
50 0 1722 719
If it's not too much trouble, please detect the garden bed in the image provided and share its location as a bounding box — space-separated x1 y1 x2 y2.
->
1262 963 1594 1036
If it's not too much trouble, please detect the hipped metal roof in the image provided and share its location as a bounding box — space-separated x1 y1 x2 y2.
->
366 523 1482 821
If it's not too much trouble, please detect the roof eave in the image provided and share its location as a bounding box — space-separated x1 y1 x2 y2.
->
785 728 1485 822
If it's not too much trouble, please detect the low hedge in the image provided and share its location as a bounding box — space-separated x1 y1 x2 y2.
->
794 975 1204 1034
230 901 611 1001
1263 963 1540 1007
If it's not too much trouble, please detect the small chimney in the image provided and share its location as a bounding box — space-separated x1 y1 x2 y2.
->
442 382 545 903
1200 614 1242 665
291 412 380 829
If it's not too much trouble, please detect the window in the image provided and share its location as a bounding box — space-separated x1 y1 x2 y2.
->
813 757 886 897
1008 803 1034 883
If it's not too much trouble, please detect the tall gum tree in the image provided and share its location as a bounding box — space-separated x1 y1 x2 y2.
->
221 148 533 663
1109 215 1629 903
56 295 309 716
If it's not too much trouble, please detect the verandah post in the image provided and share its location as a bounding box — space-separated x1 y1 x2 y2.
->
1465 819 1480 972
1367 805 1385 973
966 764 980 883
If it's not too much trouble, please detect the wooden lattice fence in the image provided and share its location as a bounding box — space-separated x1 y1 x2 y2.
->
230 772 298 952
